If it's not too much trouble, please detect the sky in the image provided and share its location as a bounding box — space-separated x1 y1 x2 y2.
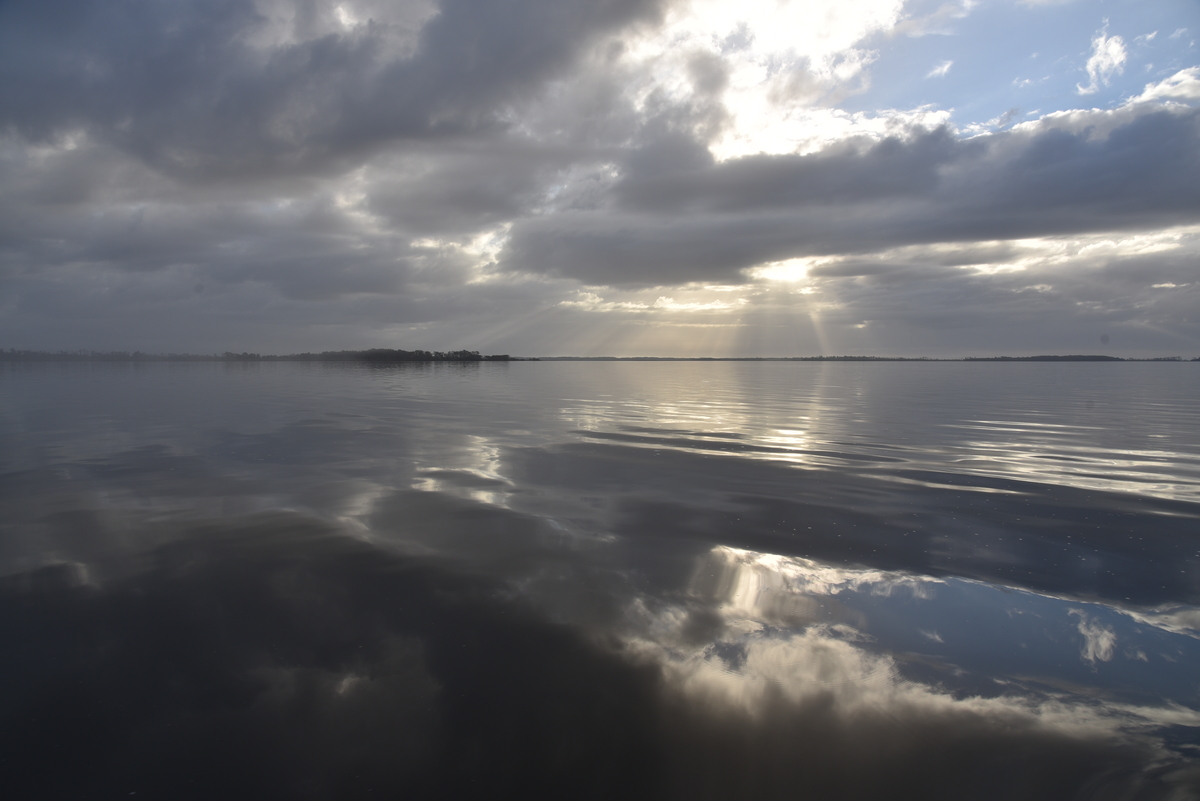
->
1 0 1198 357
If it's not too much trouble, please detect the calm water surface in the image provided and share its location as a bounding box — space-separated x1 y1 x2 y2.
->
2 361 1199 799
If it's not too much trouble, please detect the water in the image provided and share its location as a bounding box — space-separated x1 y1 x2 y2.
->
2 360 1199 799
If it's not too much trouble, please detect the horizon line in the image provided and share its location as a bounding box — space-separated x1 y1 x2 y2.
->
2 349 1197 363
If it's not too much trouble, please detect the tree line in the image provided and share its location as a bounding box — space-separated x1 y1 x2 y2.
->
0 349 513 362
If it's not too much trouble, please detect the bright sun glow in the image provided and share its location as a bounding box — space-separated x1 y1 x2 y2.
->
616 0 924 160
747 257 820 283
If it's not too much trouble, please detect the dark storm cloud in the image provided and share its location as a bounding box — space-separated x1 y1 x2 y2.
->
0 0 635 349
363 143 572 235
615 126 968 212
0 0 664 179
502 109 1200 287
0 179 412 299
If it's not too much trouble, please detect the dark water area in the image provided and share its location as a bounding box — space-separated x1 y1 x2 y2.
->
2 361 1199 800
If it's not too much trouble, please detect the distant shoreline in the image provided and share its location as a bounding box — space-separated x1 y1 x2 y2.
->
534 355 1196 362
2 349 1196 363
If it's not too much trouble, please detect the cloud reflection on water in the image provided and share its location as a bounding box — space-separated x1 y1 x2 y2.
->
4 511 1197 800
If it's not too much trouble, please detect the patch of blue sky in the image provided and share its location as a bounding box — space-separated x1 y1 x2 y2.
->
841 0 1200 131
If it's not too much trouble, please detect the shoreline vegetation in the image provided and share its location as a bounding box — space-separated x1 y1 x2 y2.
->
0 349 516 362
1 349 1197 363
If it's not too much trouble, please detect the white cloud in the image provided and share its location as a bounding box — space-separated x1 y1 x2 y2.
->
1077 26 1127 95
895 0 976 37
1132 67 1200 103
709 104 952 161
926 60 953 78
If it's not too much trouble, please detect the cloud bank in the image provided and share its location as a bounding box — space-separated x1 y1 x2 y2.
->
0 0 1198 355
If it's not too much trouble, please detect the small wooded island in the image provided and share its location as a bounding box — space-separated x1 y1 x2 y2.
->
0 349 516 362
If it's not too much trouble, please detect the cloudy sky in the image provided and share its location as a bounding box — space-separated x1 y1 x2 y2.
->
1 0 1198 356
